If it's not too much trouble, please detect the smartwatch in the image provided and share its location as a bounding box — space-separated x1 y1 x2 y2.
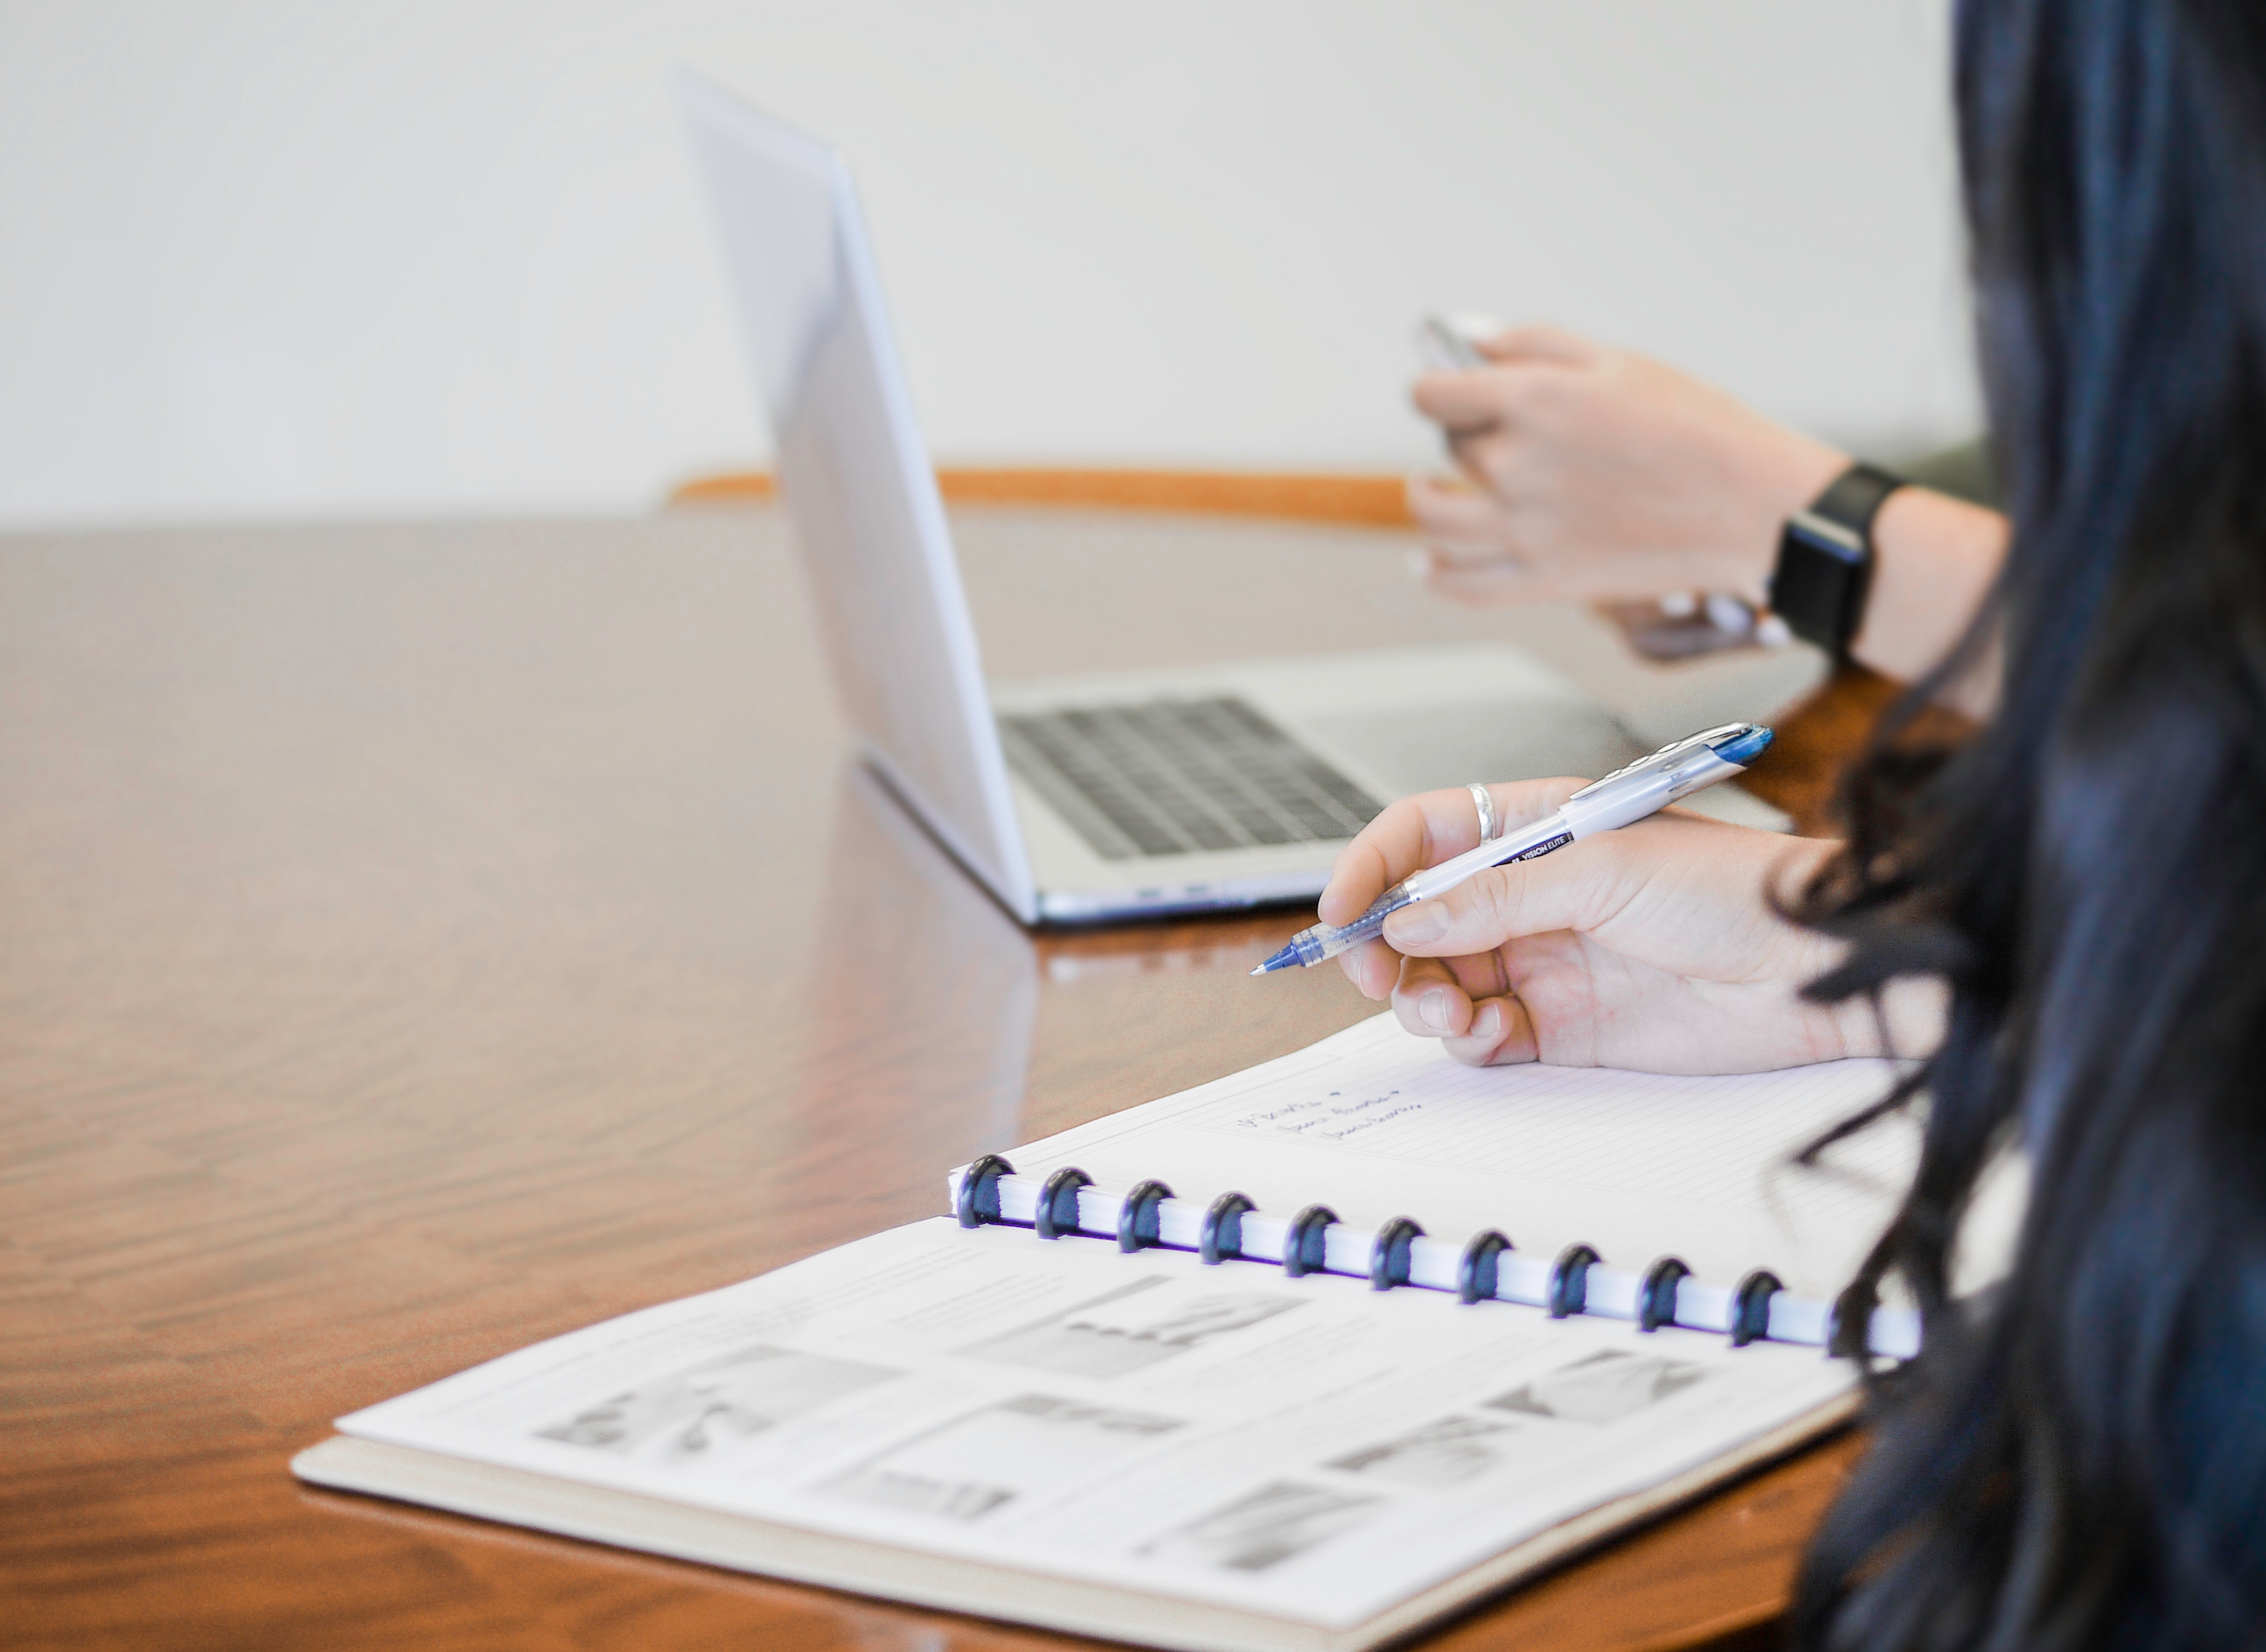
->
1767 463 1906 659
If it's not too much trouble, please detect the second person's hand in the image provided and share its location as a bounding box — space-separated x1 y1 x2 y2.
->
1405 325 1848 606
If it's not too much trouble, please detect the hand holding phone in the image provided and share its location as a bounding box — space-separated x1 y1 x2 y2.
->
1416 312 1504 372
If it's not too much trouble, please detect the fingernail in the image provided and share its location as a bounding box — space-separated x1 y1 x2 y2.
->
1384 903 1449 946
1418 988 1454 1032
1472 1001 1504 1040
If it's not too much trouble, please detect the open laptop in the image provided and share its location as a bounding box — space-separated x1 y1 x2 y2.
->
678 75 1778 925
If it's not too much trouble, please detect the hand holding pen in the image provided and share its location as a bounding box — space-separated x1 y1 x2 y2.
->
1257 724 1772 974
1259 724 1890 1073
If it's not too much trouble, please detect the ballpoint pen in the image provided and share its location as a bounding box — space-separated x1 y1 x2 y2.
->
1251 722 1774 975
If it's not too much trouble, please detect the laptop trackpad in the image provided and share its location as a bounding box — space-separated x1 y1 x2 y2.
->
1300 701 1646 800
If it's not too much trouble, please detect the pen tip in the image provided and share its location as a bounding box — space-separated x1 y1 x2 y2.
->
1249 965 1266 977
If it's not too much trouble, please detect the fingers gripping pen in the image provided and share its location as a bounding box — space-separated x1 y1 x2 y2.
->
1251 723 1774 975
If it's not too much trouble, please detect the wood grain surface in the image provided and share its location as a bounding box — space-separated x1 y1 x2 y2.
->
0 504 1882 1652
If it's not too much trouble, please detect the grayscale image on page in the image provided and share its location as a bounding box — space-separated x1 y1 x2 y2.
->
821 1393 1184 1522
534 1344 899 1462
957 1277 1304 1379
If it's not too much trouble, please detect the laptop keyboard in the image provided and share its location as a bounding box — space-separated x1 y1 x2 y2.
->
997 696 1386 861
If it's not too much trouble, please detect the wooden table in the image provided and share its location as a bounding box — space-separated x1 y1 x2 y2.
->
0 503 1883 1652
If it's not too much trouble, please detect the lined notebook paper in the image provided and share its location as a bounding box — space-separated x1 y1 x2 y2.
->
1004 1013 1913 1299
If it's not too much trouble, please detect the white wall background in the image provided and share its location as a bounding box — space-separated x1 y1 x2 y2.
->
0 2 1976 529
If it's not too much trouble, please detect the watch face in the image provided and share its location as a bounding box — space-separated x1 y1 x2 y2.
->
1770 513 1870 655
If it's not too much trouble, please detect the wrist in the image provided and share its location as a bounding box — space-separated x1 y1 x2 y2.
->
1721 433 1850 601
1848 486 2010 695
1829 973 1948 1061
1761 838 1942 1066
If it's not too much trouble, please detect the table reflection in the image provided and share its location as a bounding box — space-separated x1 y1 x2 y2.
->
788 764 1037 1202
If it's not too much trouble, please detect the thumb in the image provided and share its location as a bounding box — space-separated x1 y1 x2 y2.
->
1475 323 1599 366
1379 837 1633 957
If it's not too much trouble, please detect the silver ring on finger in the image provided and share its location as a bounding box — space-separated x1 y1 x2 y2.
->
1467 782 1500 844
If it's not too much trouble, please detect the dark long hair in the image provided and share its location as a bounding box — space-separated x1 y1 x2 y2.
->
1790 0 2266 1645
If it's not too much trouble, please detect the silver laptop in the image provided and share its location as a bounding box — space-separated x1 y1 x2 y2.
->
679 76 1767 925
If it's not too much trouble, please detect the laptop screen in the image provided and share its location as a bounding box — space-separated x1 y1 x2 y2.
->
680 74 1037 921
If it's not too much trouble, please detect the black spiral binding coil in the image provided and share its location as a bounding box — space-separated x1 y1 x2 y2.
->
1116 1179 1173 1252
1731 1269 1782 1347
1034 1167 1093 1241
1200 1191 1255 1265
1457 1229 1514 1305
1548 1242 1601 1318
1368 1216 1424 1291
1638 1257 1690 1333
955 1154 1015 1228
1826 1279 1875 1360
1283 1205 1339 1278
951 1163 1845 1351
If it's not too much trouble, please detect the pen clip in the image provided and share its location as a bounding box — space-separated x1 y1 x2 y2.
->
1565 739 1695 802
1565 724 1758 801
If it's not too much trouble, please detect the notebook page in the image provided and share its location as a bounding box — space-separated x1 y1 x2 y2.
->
1003 1015 1913 1299
332 1218 1855 1632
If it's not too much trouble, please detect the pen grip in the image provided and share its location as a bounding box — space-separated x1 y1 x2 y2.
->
1307 885 1416 963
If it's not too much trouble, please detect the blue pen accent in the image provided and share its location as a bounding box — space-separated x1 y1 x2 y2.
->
1252 887 1415 974
1710 725 1773 767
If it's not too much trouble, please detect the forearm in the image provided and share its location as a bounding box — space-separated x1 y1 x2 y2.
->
1847 486 2007 715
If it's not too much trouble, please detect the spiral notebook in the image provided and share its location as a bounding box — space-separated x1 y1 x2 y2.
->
293 1015 1930 1652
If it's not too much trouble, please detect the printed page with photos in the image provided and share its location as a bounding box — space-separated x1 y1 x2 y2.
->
999 1014 1916 1299
322 1218 1855 1633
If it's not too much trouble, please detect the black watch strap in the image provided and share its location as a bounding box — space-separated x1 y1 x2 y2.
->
1767 461 1905 658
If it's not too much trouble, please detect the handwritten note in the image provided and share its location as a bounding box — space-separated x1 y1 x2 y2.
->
1236 1089 1421 1144
1005 1014 1924 1298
